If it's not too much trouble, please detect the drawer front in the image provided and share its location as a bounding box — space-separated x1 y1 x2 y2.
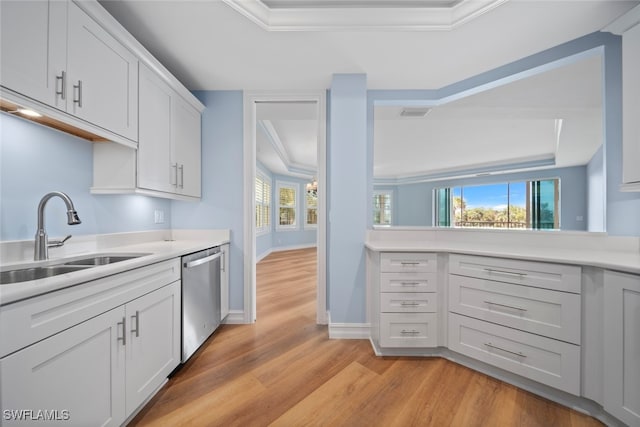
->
381 292 437 313
0 259 181 358
449 254 581 293
380 272 437 293
448 313 580 395
449 275 581 344
380 313 437 348
381 252 437 273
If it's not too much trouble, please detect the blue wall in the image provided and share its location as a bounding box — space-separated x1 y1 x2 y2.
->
328 74 368 324
0 113 171 241
375 165 588 230
171 91 245 312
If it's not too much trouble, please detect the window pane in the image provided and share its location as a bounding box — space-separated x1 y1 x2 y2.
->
459 183 508 228
373 193 391 225
280 207 295 225
307 208 317 225
508 182 527 228
279 188 296 207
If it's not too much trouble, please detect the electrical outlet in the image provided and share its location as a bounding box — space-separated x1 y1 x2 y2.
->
154 210 165 224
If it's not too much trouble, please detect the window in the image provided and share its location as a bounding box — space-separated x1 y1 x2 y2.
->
435 179 559 230
373 191 392 226
277 181 298 230
255 172 271 234
305 189 318 229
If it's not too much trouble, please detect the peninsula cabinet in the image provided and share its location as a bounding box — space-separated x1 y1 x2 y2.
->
0 0 138 143
0 261 181 426
603 270 640 426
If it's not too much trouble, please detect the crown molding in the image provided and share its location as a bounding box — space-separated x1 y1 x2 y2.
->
258 120 316 177
602 4 640 35
221 0 509 31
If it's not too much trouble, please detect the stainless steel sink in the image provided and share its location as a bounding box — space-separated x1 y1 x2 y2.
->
0 253 150 285
0 265 90 284
63 255 146 266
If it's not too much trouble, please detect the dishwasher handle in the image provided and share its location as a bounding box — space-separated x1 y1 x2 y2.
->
183 251 223 269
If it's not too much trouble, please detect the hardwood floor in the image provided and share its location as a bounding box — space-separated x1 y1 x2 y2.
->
129 248 602 427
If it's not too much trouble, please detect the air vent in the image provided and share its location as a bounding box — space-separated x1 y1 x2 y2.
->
400 107 431 118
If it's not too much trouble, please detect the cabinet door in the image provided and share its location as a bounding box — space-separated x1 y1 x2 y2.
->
172 95 202 198
604 270 640 426
125 282 181 414
622 23 640 185
66 1 138 141
221 243 230 320
0 0 67 110
0 307 126 426
138 64 174 194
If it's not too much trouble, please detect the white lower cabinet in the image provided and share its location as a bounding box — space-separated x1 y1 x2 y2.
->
448 313 580 395
603 270 640 426
1 307 127 426
221 243 230 321
380 313 437 348
0 267 181 426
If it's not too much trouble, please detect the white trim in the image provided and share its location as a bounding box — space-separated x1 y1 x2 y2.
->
221 0 508 31
329 322 371 339
222 310 246 324
244 91 327 326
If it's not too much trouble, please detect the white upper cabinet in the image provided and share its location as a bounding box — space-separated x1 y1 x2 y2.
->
0 0 67 110
172 95 202 198
138 64 174 194
137 63 202 199
606 5 640 189
66 1 138 141
0 0 138 144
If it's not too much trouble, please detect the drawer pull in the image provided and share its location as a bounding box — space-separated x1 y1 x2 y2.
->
400 282 420 286
484 342 526 358
484 268 527 277
400 262 421 266
400 329 421 335
400 301 421 306
484 300 527 312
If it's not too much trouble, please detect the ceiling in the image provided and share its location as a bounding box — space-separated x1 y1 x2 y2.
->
97 0 638 90
96 0 632 180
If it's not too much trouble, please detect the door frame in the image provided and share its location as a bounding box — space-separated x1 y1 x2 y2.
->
243 90 327 324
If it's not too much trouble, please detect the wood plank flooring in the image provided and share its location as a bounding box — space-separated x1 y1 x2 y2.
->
129 248 602 427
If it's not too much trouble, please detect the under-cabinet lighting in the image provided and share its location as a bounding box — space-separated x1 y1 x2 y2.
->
17 108 42 118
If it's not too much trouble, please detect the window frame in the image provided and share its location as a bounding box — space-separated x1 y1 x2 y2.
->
304 187 318 230
255 171 272 236
276 181 299 231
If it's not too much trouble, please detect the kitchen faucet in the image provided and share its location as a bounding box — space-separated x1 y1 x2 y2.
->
34 191 82 261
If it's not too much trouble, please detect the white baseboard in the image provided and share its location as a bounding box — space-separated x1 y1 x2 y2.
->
223 310 247 324
328 320 371 339
257 243 317 262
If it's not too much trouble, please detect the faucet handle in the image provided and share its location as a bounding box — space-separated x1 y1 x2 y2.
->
48 235 72 248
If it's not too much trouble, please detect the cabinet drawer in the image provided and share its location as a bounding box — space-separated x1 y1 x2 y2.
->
381 252 437 273
381 292 437 313
449 275 581 344
380 313 437 348
448 313 580 395
380 272 437 293
0 259 180 358
449 254 581 293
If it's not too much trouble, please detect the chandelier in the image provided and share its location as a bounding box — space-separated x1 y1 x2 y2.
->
306 179 318 197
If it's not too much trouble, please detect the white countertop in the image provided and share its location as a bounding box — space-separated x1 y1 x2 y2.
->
365 240 640 275
0 230 230 306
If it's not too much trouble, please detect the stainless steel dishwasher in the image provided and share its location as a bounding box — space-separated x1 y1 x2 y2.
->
181 246 222 362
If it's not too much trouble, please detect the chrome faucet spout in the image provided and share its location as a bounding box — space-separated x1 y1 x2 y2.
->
34 192 82 261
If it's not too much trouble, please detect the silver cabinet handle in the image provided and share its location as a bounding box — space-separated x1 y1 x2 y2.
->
400 261 420 266
171 163 178 186
484 300 527 312
184 251 223 269
56 71 66 100
400 282 420 286
484 268 526 277
221 250 225 272
484 342 526 358
73 80 82 107
178 164 184 188
400 301 421 306
400 329 420 335
117 317 126 345
131 311 140 337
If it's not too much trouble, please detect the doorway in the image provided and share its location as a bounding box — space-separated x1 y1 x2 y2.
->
243 91 327 324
